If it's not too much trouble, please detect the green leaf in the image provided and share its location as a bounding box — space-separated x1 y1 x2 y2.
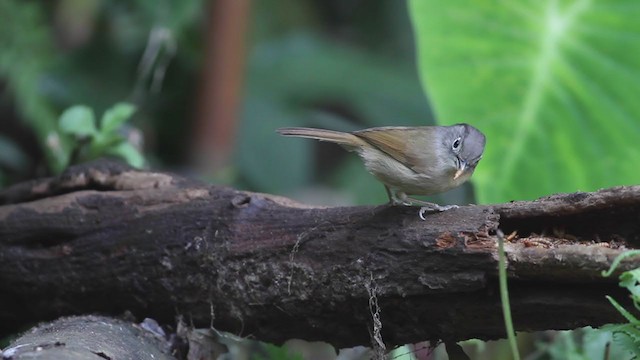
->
106 142 145 168
409 1 640 203
101 102 136 134
606 295 640 324
619 269 640 289
58 105 98 138
602 250 640 277
611 328 640 358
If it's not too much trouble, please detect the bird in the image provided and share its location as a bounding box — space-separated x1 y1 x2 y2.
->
277 123 486 217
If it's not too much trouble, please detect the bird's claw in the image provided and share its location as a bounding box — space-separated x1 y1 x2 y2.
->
419 204 459 220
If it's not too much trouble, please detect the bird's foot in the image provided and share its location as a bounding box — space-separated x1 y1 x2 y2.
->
386 189 459 219
419 204 459 220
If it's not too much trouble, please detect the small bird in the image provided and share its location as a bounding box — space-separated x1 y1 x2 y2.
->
277 124 486 217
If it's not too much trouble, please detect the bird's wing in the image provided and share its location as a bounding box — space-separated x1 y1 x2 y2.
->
353 127 437 175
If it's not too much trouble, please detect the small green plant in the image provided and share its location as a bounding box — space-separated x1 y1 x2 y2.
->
56 103 145 169
497 229 521 360
601 250 640 358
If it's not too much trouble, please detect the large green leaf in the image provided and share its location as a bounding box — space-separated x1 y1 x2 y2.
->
409 1 640 204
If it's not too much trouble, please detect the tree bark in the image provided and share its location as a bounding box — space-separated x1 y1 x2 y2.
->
0 160 638 349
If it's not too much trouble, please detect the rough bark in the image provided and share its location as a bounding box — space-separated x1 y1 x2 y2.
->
0 160 639 349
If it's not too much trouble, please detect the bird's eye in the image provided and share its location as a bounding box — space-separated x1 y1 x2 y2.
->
452 137 462 150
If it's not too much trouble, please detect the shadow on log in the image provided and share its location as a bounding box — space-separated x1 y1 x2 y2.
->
0 160 639 348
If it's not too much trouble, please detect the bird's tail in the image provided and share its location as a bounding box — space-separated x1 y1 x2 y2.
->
276 127 367 148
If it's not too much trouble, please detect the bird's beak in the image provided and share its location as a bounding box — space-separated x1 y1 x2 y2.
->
453 159 466 180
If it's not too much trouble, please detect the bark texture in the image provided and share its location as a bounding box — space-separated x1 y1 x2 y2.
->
1 160 639 348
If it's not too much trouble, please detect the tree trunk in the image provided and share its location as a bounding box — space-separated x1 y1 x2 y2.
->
0 160 638 349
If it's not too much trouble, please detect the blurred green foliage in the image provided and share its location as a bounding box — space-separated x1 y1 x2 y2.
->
528 329 634 360
0 0 428 205
410 0 640 204
0 1 56 131
234 0 436 205
57 103 144 168
0 0 61 174
602 250 640 358
237 33 432 204
0 0 204 184
0 135 29 186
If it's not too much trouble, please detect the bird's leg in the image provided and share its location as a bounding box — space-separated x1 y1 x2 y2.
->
385 186 410 205
392 191 413 206
384 185 396 204
397 195 459 220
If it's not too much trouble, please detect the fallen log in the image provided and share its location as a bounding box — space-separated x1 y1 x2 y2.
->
0 160 638 348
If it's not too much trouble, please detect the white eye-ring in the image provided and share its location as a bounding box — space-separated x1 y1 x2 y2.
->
452 137 462 151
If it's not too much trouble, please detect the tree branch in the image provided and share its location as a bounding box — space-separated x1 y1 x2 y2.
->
0 160 638 348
